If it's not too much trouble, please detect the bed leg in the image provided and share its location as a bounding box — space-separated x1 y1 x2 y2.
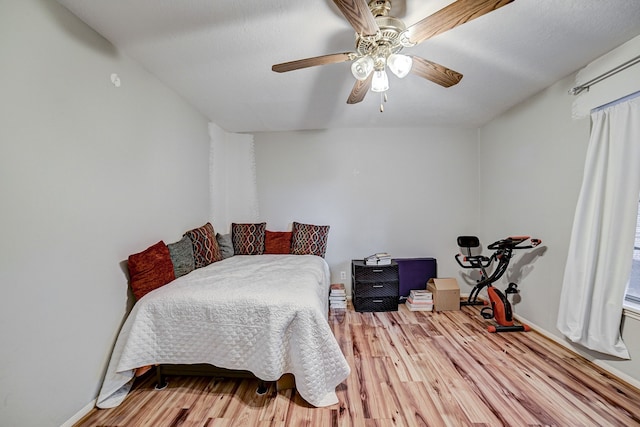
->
154 365 168 390
256 381 268 395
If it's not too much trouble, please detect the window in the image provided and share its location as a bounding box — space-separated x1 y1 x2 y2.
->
625 200 640 305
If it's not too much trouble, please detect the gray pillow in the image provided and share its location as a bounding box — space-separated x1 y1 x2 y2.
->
167 236 195 278
216 233 234 259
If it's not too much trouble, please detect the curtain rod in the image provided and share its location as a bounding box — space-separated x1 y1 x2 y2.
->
569 54 640 96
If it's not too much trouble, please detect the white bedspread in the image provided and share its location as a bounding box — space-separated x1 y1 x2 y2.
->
97 254 350 408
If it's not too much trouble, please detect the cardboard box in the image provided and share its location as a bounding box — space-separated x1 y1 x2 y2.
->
426 278 460 311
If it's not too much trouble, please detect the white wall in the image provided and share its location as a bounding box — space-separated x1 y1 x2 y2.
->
254 127 479 294
479 73 640 383
209 123 259 233
478 74 588 332
0 1 210 425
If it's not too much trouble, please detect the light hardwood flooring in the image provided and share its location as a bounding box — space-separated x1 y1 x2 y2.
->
74 303 640 426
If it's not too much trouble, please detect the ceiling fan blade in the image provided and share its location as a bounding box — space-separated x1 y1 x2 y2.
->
272 52 353 73
332 0 379 36
410 56 463 88
406 0 514 45
347 73 373 104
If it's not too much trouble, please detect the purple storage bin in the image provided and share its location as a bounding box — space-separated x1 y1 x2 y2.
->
393 258 437 301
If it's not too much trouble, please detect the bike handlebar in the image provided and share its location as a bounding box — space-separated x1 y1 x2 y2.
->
487 236 541 251
455 252 494 269
456 235 541 270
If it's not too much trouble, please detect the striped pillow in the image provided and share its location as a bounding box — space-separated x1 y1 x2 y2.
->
184 222 222 268
232 222 266 255
290 222 330 258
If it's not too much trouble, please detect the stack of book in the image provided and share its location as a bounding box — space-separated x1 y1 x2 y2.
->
364 252 392 265
329 283 347 310
406 289 433 311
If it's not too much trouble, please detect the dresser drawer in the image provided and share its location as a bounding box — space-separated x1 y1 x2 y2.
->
353 296 398 312
354 281 399 298
353 264 398 282
351 260 399 312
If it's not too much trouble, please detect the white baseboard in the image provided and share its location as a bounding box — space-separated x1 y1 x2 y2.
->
514 313 640 391
60 399 96 427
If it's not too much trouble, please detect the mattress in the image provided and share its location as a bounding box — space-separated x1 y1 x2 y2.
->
96 254 350 408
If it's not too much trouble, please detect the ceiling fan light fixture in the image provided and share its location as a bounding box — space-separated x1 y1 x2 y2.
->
351 56 374 81
387 53 412 78
371 69 389 92
272 0 512 106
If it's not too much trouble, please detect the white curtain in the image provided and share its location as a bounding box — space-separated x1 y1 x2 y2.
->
557 95 640 359
208 123 259 234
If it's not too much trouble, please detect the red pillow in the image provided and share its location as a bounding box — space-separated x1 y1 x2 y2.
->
264 230 292 254
128 241 175 300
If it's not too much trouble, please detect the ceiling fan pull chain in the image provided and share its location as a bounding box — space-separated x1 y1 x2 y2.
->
379 92 387 113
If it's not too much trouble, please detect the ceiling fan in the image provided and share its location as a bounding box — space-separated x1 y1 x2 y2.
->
272 0 514 109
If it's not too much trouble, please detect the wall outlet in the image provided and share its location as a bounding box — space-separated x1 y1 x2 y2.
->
340 271 346 280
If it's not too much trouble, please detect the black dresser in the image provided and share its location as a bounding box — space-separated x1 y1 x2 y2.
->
351 260 399 312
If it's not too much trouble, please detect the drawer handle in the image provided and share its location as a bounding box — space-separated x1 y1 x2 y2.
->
373 285 383 288
372 269 383 273
373 299 383 303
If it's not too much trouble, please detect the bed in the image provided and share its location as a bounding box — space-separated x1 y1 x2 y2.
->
96 254 350 408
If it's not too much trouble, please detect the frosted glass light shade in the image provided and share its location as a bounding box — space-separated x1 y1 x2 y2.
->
387 54 413 78
371 70 389 92
351 56 374 81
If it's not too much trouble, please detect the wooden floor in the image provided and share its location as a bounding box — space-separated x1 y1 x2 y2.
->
75 303 640 426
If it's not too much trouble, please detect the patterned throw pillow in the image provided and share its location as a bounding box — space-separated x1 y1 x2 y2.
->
231 222 266 255
290 222 330 258
127 241 176 300
167 235 195 278
264 230 292 254
184 222 222 268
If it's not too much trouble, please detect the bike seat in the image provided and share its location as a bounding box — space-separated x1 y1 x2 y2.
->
457 236 480 248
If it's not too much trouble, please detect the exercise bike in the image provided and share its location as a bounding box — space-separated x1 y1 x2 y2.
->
455 235 541 333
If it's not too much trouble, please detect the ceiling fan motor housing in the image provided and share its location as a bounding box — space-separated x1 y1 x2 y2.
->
355 15 406 58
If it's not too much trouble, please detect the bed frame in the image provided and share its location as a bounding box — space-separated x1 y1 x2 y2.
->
154 364 295 394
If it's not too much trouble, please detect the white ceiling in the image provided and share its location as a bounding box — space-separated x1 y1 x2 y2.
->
57 0 640 133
